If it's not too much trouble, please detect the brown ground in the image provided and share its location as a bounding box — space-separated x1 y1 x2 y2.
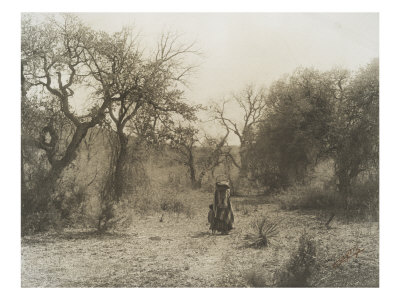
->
21 192 379 287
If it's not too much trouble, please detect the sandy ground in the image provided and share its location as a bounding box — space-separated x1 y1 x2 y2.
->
21 193 379 287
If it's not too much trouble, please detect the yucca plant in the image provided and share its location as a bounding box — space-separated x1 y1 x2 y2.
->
244 217 278 248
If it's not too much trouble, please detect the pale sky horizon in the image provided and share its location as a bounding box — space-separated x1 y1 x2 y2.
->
76 13 378 101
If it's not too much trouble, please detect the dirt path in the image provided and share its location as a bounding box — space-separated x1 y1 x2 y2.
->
21 194 379 287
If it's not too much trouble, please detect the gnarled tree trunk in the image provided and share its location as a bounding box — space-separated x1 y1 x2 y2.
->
114 126 129 201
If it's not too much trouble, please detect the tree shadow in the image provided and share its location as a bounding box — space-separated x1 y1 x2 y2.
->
190 231 212 238
22 230 134 245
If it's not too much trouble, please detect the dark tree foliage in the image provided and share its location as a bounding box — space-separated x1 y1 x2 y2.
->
330 59 379 204
250 60 378 203
249 68 337 190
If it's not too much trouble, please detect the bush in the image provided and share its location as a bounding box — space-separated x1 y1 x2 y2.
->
160 199 184 214
128 185 155 214
275 173 378 222
21 210 60 235
273 232 317 287
244 217 278 248
21 168 89 235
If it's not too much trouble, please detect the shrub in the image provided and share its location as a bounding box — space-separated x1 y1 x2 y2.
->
21 210 60 235
129 185 155 214
276 184 338 210
160 199 184 213
276 175 378 221
244 217 278 248
21 168 89 235
347 176 379 221
156 187 193 217
273 232 317 287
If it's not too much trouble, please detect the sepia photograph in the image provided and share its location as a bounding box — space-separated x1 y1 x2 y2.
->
20 11 379 288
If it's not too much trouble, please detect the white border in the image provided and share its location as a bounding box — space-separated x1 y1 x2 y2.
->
2 1 399 299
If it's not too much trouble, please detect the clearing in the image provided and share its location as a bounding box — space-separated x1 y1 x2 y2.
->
21 192 379 287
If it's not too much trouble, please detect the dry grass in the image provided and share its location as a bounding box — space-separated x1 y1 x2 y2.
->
21 191 379 287
275 182 378 223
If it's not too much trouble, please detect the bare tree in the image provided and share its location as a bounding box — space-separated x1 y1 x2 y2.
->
212 85 268 178
167 124 229 189
196 130 231 187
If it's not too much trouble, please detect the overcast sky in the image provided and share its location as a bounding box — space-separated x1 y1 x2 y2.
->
77 13 378 102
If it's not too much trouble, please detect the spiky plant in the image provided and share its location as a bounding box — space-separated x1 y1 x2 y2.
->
244 217 278 248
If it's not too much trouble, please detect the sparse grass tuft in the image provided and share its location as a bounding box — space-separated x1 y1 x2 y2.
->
244 267 267 287
244 217 278 248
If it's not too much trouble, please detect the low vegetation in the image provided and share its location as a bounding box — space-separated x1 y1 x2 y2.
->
273 232 317 287
21 192 379 287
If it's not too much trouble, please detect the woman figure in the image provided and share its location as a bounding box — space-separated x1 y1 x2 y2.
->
213 180 234 234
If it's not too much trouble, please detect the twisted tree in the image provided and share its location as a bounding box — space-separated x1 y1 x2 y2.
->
22 15 112 184
86 30 199 200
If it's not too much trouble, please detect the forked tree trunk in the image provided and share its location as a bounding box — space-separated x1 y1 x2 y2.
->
31 123 91 213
